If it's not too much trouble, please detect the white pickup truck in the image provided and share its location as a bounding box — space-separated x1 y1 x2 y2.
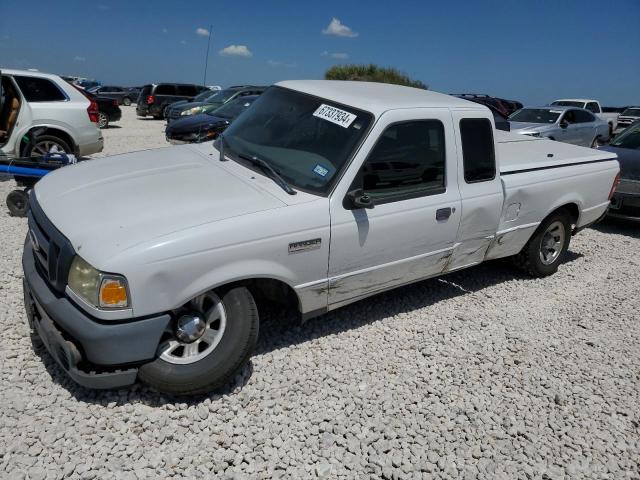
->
551 99 619 137
22 81 620 395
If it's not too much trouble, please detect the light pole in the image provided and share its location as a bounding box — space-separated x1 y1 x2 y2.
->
203 25 212 86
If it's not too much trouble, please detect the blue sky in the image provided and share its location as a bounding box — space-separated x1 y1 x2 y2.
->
1 0 639 105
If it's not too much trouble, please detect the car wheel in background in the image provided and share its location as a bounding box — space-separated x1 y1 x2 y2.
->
26 135 72 156
97 112 109 129
138 286 259 395
6 189 29 217
512 209 572 277
122 97 132 106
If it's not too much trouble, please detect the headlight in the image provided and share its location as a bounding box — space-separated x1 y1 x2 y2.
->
181 106 205 116
68 256 130 309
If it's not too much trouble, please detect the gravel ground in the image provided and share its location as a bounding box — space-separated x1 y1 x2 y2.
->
1 107 639 479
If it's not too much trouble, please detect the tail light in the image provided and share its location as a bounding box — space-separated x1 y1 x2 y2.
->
87 100 99 123
609 172 621 200
146 95 155 104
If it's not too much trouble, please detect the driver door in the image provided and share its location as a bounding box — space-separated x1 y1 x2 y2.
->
328 108 462 308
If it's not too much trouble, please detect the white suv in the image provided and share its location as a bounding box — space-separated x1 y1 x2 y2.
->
0 68 103 158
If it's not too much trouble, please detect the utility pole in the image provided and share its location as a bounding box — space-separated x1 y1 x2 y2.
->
203 25 212 86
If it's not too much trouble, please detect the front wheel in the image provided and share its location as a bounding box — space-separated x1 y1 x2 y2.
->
138 286 259 395
7 189 29 217
512 210 572 277
122 97 132 106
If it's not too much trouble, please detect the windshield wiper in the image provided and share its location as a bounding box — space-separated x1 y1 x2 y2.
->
237 153 297 195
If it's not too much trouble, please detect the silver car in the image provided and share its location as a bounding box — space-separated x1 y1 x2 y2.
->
509 106 609 147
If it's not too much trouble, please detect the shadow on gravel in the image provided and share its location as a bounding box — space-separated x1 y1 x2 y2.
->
31 252 583 406
592 218 640 239
104 125 122 129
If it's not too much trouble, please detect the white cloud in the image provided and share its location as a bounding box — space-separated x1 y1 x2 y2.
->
219 45 252 57
180 40 187 45
322 18 358 38
73 56 86 62
97 4 109 10
162 28 168 34
195 27 210 37
321 51 349 59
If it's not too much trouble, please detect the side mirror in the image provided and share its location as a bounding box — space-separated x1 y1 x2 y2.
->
560 121 568 129
346 188 375 209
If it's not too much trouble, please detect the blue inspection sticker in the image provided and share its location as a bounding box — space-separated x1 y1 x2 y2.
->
312 164 330 177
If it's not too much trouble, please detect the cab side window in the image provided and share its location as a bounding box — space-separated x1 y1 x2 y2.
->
360 120 446 203
585 102 599 113
460 118 496 183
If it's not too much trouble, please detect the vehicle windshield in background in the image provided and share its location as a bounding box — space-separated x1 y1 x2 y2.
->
509 108 561 124
222 86 373 195
621 108 640 117
206 88 241 104
610 123 640 149
193 89 214 102
551 101 585 108
208 96 257 120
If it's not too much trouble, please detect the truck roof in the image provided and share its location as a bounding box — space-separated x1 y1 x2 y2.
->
553 98 597 103
276 80 484 116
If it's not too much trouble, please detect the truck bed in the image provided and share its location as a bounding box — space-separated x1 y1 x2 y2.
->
496 131 614 174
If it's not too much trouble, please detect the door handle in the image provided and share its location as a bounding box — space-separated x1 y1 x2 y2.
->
436 207 454 221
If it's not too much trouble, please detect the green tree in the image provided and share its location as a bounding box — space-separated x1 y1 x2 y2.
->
324 64 428 89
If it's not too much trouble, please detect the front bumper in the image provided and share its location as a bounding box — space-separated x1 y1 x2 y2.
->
22 241 171 389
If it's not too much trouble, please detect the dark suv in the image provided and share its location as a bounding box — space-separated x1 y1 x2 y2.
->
87 85 136 106
136 83 209 119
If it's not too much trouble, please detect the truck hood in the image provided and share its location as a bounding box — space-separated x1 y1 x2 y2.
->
34 146 286 265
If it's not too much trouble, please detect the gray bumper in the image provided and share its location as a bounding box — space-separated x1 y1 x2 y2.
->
22 241 171 389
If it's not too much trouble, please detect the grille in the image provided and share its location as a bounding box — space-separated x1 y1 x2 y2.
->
27 195 75 293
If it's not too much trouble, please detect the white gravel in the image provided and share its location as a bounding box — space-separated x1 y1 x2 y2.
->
1 107 639 479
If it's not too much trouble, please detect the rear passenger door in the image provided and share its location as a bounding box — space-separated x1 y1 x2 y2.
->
573 109 597 146
328 108 462 307
446 112 503 271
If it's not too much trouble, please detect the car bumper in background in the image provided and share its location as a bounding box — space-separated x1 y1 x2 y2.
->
22 240 171 389
608 179 640 220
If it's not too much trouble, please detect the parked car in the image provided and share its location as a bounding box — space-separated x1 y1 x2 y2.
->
21 81 619 395
127 87 141 104
135 83 209 119
509 106 609 147
165 85 266 123
599 120 640 221
87 85 136 106
615 107 640 131
75 79 101 90
166 95 258 144
163 88 221 118
85 91 121 129
453 96 510 131
452 94 522 117
0 68 103 157
551 99 618 137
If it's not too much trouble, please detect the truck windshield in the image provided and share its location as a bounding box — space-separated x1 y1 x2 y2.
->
221 86 373 195
621 108 640 117
551 101 585 108
509 108 561 124
610 123 640 149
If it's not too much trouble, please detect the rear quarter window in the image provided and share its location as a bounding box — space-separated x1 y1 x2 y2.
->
460 118 496 183
14 76 67 102
176 85 198 96
155 84 177 95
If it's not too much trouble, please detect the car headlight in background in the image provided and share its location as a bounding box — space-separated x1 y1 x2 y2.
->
67 256 130 309
181 106 206 116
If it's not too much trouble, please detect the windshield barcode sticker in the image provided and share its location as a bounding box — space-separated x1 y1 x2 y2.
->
313 104 357 128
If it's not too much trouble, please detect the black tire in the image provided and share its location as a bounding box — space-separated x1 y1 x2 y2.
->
24 135 72 157
512 209 572 277
138 286 259 395
7 189 29 217
122 97 132 106
97 112 109 129
591 136 600 148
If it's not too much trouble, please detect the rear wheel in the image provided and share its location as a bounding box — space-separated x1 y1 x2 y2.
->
591 136 600 148
138 286 259 395
25 135 72 157
122 97 132 106
7 189 29 217
512 210 571 277
97 112 109 129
